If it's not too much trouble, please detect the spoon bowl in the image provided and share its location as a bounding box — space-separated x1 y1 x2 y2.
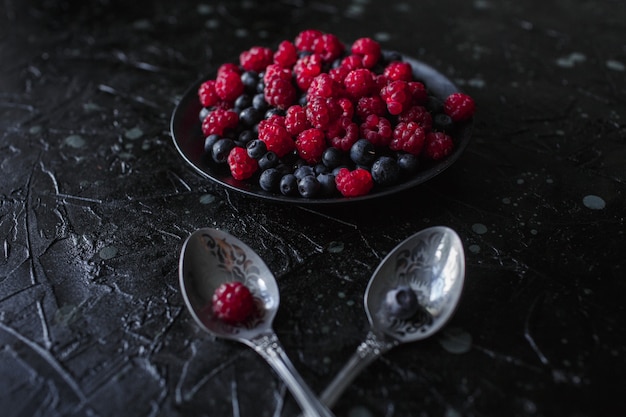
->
318 226 465 408
179 228 335 417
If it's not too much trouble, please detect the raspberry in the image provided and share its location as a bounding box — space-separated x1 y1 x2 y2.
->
327 116 359 151
391 121 426 156
340 55 364 70
308 73 341 99
294 54 323 90
383 61 413 82
239 46 273 72
313 33 345 62
356 96 387 120
273 40 298 67
217 63 241 77
337 97 354 119
351 37 381 68
444 92 476 122
258 122 295 157
424 132 454 160
215 70 244 102
294 29 323 52
263 63 291 84
296 128 327 163
343 68 376 99
328 65 351 84
198 80 219 107
211 281 256 324
201 108 239 136
335 167 374 197
398 105 433 131
227 147 259 180
285 105 310 136
264 75 296 109
380 80 413 115
306 96 341 130
360 114 393 147
408 81 428 105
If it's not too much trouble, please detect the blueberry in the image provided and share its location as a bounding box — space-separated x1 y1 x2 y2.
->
199 107 210 122
314 163 330 175
237 130 256 146
397 153 420 175
433 113 454 132
280 174 298 196
265 108 285 119
246 139 267 159
350 139 376 166
384 285 418 320
241 71 259 93
298 175 320 198
371 156 400 186
239 107 263 127
259 168 282 191
234 94 252 111
322 146 345 169
258 151 279 170
294 165 315 180
212 138 236 163
252 93 269 112
316 173 337 196
204 134 220 153
382 50 403 63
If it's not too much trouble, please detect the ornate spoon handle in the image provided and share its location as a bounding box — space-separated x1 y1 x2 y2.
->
319 330 398 408
249 331 336 417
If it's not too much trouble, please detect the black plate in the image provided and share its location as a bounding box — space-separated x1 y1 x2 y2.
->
170 55 472 205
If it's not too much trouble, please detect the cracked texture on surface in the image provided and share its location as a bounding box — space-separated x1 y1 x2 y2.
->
1 0 625 416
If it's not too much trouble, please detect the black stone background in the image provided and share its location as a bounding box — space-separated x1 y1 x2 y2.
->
1 0 625 416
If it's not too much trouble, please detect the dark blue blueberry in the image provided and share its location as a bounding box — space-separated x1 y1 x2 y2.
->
298 175 321 198
316 173 337 196
252 93 269 112
212 138 236 164
314 163 330 175
433 113 454 132
258 151 279 170
382 50 403 63
280 174 298 196
350 139 377 166
294 165 315 180
371 156 401 186
397 153 420 175
246 139 267 159
237 130 256 146
265 107 286 119
239 107 263 127
234 94 252 112
259 168 282 192
322 146 345 169
204 134 220 153
241 71 259 93
199 107 210 122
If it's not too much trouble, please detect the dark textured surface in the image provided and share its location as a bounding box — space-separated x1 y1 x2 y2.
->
1 1 625 416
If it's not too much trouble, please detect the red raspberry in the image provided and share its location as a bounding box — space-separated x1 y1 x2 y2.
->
273 40 298 67
201 108 238 136
239 46 273 72
408 81 428 105
258 122 295 157
306 96 341 130
328 65 351 84
327 116 359 151
391 121 426 156
444 92 476 122
337 97 354 119
424 132 455 160
356 96 387 119
296 128 327 163
380 80 413 115
227 147 258 181
343 68 376 99
335 168 374 197
285 105 310 136
294 54 323 90
217 63 241 77
351 37 381 68
360 114 392 147
211 281 256 324
308 73 341 98
313 33 345 62
383 61 413 82
294 29 323 52
340 55 364 70
373 73 388 91
215 70 244 102
398 105 433 131
263 64 291 84
198 80 219 107
264 75 296 109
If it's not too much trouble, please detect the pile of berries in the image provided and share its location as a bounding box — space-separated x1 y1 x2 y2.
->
197 30 475 199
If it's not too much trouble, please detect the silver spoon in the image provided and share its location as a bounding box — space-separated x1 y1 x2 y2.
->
179 228 335 417
319 226 465 408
